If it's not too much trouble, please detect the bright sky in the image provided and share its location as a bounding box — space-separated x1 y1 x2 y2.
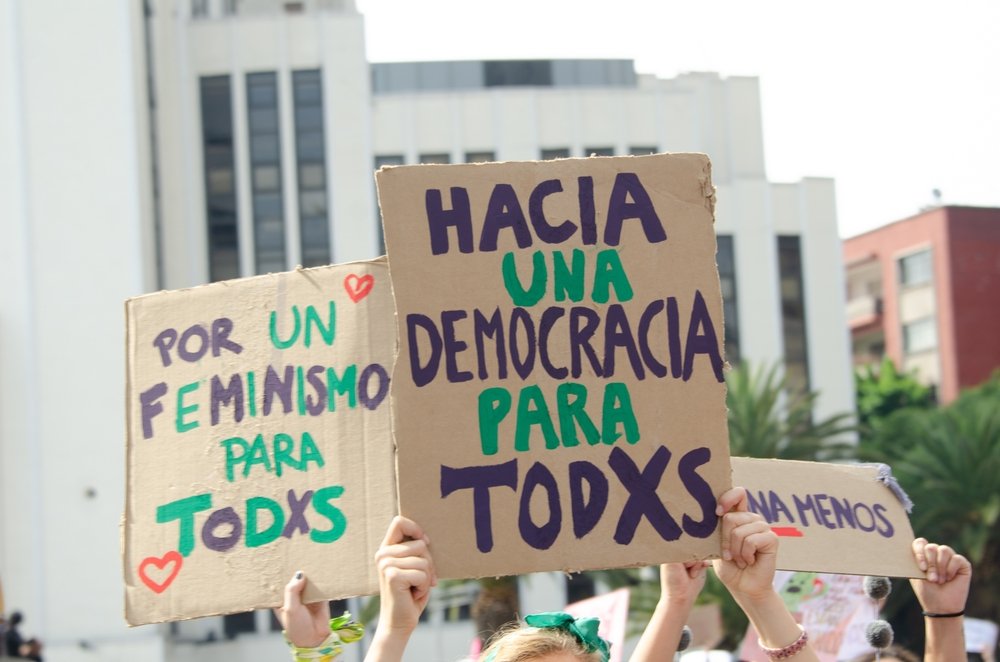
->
356 0 1000 238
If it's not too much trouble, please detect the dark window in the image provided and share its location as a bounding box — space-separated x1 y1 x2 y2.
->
223 611 255 639
540 148 570 160
566 573 596 604
777 235 810 394
464 151 495 163
584 147 614 157
484 60 553 87
200 75 240 281
247 72 286 274
717 234 740 365
293 70 331 267
628 146 658 155
374 155 405 254
419 153 450 164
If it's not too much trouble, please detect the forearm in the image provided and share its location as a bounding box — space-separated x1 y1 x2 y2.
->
923 615 965 662
735 590 819 662
629 597 694 662
363 628 412 662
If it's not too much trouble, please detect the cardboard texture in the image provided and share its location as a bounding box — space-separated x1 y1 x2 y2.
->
123 260 397 625
732 457 923 578
377 153 731 579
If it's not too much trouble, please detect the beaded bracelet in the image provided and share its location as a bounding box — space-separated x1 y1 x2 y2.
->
760 627 809 660
284 612 364 662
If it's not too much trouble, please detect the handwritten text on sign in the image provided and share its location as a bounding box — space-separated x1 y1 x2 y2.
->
378 154 732 578
124 261 397 625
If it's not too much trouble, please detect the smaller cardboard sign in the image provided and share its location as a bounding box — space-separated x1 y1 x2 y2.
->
731 458 923 578
563 588 630 662
123 260 397 625
739 571 879 662
965 618 999 655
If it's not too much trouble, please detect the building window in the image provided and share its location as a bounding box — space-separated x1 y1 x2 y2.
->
777 235 810 394
566 573 596 604
419 153 451 164
223 611 256 639
717 234 740 365
628 146 657 155
464 151 495 163
191 0 209 18
584 147 615 157
200 75 240 282
484 60 553 87
540 148 570 160
374 155 405 254
899 249 932 287
903 317 937 354
293 70 331 267
247 72 286 274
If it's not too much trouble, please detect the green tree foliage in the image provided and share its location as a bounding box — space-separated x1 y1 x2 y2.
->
855 357 935 436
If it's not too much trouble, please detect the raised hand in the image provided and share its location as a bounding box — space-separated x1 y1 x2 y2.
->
275 571 332 647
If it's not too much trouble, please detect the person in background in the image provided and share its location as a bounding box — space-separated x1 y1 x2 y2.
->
4 611 43 662
279 487 820 662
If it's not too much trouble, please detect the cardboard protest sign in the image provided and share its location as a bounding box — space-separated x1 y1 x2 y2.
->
124 260 396 625
739 571 879 662
732 457 923 578
377 153 731 578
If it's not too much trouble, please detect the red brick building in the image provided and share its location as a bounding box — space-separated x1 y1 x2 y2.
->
844 206 1000 403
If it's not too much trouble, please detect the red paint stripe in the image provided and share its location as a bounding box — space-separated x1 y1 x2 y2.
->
771 526 804 537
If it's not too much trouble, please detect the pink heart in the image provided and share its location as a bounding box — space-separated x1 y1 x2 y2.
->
138 551 183 594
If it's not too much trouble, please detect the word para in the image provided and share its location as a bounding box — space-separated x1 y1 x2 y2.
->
440 444 716 553
425 173 666 255
478 382 638 456
746 489 895 538
156 486 347 557
221 431 325 482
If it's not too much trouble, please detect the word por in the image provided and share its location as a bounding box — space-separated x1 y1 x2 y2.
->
156 486 347 557
221 431 324 482
406 291 723 388
153 317 243 367
478 382 638 456
425 173 666 255
139 362 389 439
441 444 716 553
746 489 895 538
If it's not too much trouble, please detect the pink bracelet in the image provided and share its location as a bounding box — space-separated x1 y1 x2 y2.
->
760 627 809 660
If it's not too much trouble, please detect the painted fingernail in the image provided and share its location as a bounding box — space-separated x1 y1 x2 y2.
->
295 571 303 580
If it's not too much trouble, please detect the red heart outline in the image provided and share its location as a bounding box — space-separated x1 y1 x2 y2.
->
138 551 183 594
344 274 374 303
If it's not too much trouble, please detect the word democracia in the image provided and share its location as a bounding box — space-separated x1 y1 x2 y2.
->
156 486 347 557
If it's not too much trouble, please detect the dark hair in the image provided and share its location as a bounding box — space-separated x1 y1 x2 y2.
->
10 611 23 626
850 645 920 662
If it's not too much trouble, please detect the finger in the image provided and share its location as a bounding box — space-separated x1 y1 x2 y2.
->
722 511 764 564
381 515 426 547
731 520 771 566
912 537 929 572
924 543 940 583
934 546 954 582
945 553 971 582
282 570 306 610
385 566 432 600
716 487 748 516
378 555 431 577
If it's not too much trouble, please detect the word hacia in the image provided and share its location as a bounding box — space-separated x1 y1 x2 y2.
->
407 291 723 388
441 444 716 553
139 362 389 440
156 486 347 557
424 173 666 255
747 489 895 538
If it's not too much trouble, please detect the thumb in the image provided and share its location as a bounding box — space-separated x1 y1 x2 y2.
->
282 570 306 612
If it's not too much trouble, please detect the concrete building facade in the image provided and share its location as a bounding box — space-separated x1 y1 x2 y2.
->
2 1 854 660
844 205 1000 403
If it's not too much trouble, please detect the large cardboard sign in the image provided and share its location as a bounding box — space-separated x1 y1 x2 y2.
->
732 458 922 578
377 154 731 578
124 261 396 625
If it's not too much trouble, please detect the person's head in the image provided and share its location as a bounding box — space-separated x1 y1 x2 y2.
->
479 613 609 662
850 645 920 662
10 611 23 627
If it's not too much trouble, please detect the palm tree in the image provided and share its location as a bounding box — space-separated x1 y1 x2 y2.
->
725 362 855 460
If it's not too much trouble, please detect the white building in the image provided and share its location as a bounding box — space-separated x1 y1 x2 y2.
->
0 1 853 661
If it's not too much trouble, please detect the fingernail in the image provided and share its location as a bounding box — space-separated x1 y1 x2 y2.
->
715 506 723 516
723 550 732 561
295 571 303 580
927 571 937 582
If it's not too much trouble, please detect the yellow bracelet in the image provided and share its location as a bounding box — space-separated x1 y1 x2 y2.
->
284 612 365 662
